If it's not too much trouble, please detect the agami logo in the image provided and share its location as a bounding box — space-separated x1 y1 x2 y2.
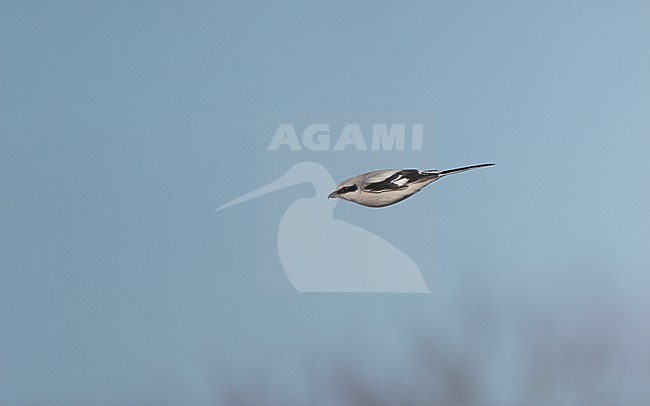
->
267 123 424 151
217 116 435 293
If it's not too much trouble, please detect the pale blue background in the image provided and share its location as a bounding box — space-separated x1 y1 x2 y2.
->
2 1 650 405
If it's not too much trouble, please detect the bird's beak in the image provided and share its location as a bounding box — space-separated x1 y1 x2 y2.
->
216 171 302 211
328 191 339 199
215 162 336 211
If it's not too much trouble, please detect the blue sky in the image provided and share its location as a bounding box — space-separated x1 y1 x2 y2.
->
2 1 650 404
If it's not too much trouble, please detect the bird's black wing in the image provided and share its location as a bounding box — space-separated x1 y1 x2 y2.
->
363 170 438 192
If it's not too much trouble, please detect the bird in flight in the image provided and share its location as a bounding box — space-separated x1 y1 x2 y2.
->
328 163 494 208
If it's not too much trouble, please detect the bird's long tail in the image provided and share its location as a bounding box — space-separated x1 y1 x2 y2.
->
439 163 495 177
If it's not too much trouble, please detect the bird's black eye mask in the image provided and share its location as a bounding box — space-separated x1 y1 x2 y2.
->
337 185 358 194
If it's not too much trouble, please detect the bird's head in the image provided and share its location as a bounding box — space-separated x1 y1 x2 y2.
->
328 177 362 203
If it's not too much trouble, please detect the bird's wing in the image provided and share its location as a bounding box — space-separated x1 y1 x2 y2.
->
361 169 439 192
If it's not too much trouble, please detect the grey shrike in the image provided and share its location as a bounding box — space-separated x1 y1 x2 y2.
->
328 163 494 208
